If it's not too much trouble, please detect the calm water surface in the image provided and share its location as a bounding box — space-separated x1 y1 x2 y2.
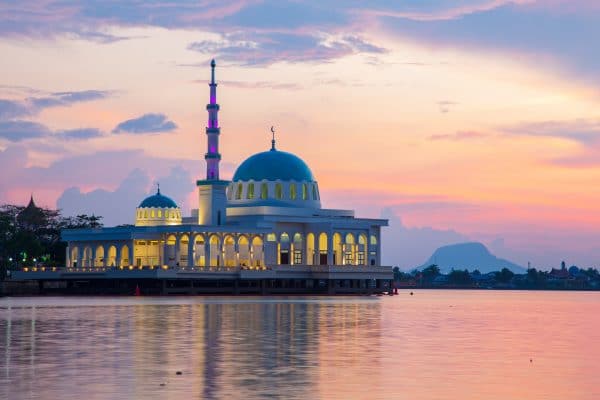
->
1 291 599 400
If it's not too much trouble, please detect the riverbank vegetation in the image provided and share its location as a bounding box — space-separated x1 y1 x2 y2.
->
394 264 600 290
0 200 102 279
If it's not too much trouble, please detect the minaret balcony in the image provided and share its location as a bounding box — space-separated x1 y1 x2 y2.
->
205 153 222 160
206 127 220 134
206 104 220 110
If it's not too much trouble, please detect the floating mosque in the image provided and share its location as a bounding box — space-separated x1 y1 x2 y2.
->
14 61 392 295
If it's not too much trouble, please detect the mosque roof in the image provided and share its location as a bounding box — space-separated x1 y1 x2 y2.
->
232 148 315 182
138 188 178 208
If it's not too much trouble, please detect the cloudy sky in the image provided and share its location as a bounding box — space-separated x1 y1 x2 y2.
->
1 0 600 269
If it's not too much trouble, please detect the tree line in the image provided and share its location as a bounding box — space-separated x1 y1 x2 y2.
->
394 264 600 290
0 202 102 278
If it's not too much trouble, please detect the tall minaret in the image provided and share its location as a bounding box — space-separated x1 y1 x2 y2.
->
205 59 220 180
197 59 229 226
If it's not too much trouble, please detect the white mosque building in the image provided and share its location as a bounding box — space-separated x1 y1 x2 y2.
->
18 61 392 295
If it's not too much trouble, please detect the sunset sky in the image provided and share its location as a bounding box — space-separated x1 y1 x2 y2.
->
1 0 600 269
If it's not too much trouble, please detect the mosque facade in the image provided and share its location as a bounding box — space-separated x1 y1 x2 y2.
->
16 61 392 294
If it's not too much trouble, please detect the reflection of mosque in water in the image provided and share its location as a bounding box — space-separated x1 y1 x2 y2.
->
1 300 383 399
13 59 392 294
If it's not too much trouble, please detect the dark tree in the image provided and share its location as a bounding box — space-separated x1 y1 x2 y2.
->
421 264 440 282
496 267 515 283
448 269 472 285
0 200 103 272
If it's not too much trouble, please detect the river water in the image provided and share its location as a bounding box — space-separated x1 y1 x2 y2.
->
1 291 599 400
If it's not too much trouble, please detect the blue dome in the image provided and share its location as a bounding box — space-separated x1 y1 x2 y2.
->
233 149 315 182
138 191 178 208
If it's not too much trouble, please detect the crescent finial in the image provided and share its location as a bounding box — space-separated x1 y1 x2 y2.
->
270 126 276 150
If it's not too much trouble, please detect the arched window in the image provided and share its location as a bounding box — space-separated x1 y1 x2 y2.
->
290 183 297 200
151 210 155 218
358 234 367 245
318 233 328 265
306 233 315 265
238 236 250 266
312 185 318 200
144 210 148 218
293 233 303 244
333 233 343 265
261 183 268 199
247 183 255 199
223 235 236 267
275 183 283 199
227 185 233 200
370 234 377 245
107 246 117 267
252 236 264 267
120 245 130 267
236 183 243 200
302 183 308 200
157 210 162 218
280 232 290 243
318 233 328 250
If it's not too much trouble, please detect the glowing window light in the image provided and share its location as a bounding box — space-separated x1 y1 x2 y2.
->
261 183 268 199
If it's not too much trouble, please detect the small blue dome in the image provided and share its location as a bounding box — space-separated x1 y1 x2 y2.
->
233 149 315 182
138 191 178 208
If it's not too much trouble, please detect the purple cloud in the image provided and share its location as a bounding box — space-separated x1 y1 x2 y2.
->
187 32 386 66
503 119 600 146
58 128 104 140
29 90 112 109
0 90 112 122
112 113 178 134
0 120 51 141
0 99 32 119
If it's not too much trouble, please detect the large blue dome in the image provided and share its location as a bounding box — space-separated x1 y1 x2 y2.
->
138 191 178 208
233 149 315 182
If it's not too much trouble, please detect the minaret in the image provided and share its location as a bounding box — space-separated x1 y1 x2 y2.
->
196 59 229 226
205 59 220 180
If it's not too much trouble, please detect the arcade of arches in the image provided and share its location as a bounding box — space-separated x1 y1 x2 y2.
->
66 231 378 268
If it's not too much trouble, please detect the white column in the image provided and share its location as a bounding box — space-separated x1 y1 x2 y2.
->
116 245 122 268
327 234 334 265
204 240 211 267
77 245 84 268
175 235 181 267
188 235 194 267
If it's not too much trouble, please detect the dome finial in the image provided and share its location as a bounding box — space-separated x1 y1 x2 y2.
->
270 126 276 151
157 182 161 195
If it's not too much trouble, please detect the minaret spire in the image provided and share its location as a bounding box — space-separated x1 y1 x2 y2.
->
196 58 229 227
205 59 221 180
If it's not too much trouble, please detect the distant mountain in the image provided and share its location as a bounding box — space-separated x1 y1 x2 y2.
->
418 242 525 273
